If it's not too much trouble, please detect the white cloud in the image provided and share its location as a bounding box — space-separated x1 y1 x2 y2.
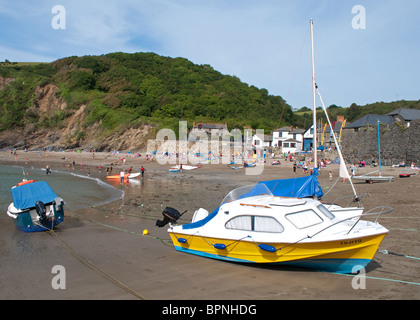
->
0 0 418 108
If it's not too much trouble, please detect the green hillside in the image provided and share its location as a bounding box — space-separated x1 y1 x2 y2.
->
295 100 420 127
0 53 295 136
0 53 418 142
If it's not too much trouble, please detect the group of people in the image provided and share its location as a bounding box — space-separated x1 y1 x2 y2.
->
119 166 146 183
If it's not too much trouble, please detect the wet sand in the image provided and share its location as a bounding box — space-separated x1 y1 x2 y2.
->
1 150 419 300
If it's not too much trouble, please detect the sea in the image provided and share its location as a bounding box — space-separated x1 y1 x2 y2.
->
0 164 123 211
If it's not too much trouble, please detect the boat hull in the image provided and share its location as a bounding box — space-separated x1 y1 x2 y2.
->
8 204 64 233
168 232 387 274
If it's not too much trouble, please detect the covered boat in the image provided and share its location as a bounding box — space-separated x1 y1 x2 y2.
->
157 175 390 274
7 180 65 232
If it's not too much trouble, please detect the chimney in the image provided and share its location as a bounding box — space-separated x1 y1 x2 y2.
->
337 115 345 123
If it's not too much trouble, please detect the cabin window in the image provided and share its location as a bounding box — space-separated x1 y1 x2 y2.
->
317 204 335 220
254 216 284 232
286 210 323 229
225 215 284 233
225 215 252 231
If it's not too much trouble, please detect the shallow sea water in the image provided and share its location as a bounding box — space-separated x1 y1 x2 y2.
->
0 164 122 211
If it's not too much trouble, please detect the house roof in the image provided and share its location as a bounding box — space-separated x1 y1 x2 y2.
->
273 126 291 132
324 121 349 133
290 128 305 134
345 114 394 128
386 108 420 121
254 133 273 141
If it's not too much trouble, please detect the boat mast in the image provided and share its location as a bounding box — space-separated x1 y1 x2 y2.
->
310 19 359 202
377 120 382 176
310 19 317 169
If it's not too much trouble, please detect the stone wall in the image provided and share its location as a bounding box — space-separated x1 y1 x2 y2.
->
341 120 420 165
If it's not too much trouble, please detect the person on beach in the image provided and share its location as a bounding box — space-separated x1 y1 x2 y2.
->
46 164 51 174
141 166 145 177
120 170 125 184
293 162 297 174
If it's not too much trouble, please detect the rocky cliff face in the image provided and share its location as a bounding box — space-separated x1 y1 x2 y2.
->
0 78 156 152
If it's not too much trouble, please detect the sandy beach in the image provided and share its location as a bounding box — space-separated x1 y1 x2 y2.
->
0 149 419 301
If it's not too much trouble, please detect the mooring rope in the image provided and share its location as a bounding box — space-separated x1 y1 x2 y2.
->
35 220 147 300
47 229 147 300
378 249 420 261
333 272 420 286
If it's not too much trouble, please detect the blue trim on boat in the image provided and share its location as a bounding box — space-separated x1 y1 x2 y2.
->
173 245 370 274
13 208 64 232
182 207 219 230
174 246 255 263
14 215 64 232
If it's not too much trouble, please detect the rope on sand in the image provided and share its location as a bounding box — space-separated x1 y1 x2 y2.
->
334 272 420 286
36 221 147 300
378 249 420 261
70 213 173 246
47 229 147 300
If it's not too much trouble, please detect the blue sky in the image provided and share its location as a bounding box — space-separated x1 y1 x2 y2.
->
0 0 418 109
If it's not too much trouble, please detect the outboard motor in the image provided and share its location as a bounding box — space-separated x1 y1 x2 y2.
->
156 207 186 227
35 200 48 226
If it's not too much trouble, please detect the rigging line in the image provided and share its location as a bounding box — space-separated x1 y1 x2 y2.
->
277 26 309 128
322 176 340 196
69 212 173 244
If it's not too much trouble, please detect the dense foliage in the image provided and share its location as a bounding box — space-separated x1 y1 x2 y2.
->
0 53 419 138
0 53 295 135
295 100 420 127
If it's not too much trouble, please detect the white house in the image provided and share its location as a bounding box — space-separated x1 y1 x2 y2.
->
272 126 290 147
303 124 315 152
252 133 272 148
272 126 304 154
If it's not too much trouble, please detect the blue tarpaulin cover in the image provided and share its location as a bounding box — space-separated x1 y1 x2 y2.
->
257 173 324 199
11 181 58 210
182 173 323 230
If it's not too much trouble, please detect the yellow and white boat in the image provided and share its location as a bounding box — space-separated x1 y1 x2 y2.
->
156 20 392 274
157 180 390 274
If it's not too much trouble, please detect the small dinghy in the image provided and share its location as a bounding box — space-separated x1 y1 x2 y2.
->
7 180 65 232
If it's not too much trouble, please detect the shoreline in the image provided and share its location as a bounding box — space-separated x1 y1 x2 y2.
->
1 150 419 300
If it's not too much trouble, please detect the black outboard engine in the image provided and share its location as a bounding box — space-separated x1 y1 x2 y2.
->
35 200 48 226
156 207 186 227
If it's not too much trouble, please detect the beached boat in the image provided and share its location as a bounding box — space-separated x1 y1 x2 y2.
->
7 180 65 232
156 19 392 274
352 120 394 183
169 165 201 172
106 172 140 180
157 176 390 273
